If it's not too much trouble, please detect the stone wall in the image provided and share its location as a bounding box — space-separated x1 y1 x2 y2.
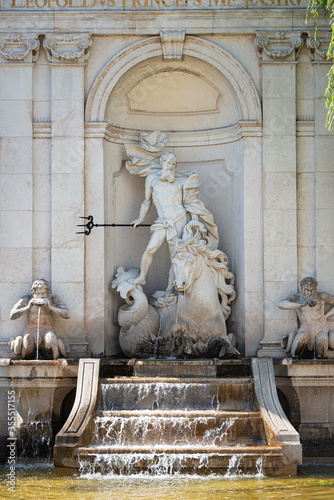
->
0 3 333 358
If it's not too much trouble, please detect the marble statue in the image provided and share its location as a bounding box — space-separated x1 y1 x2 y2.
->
9 279 70 360
126 132 219 286
279 277 334 358
112 131 238 359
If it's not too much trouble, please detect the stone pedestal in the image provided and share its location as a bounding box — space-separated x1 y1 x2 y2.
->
282 359 334 459
0 359 78 460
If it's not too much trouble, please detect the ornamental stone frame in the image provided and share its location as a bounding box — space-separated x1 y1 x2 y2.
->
84 35 264 357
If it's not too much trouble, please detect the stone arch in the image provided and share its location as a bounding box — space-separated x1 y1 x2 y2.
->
85 36 261 123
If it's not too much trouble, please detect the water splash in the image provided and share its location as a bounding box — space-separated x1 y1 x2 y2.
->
92 415 236 447
224 454 245 477
202 418 235 446
17 420 52 460
255 456 264 477
78 453 211 476
154 285 173 357
170 295 181 356
99 382 228 412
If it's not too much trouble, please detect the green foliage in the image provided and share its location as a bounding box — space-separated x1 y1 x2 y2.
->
307 0 334 130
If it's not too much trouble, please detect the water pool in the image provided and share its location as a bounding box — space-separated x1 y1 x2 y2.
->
1 463 334 500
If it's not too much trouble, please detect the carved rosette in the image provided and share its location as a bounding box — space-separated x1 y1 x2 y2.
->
43 34 92 64
0 34 40 62
160 30 186 61
306 33 332 61
255 32 303 60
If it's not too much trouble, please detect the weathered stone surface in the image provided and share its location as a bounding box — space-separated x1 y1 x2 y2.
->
9 279 70 360
279 277 334 359
0 0 333 466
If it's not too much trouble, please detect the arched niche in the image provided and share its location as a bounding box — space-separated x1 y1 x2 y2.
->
86 36 261 123
84 36 263 357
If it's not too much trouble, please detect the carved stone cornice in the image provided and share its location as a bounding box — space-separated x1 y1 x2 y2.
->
160 30 186 61
306 33 332 62
43 34 92 64
0 34 40 63
255 32 303 61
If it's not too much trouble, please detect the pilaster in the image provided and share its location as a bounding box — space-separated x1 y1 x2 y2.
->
239 122 264 356
44 33 92 356
0 33 39 352
306 33 334 293
84 123 108 356
255 32 302 358
32 45 52 282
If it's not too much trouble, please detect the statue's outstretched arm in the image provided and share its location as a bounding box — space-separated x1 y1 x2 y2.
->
321 293 334 318
131 177 153 228
278 295 302 310
10 296 31 320
321 292 334 306
48 296 70 319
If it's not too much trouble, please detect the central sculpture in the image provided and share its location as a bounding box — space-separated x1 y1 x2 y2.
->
112 131 238 359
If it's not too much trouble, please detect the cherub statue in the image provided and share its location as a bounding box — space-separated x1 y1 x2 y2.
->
279 277 334 358
9 279 70 360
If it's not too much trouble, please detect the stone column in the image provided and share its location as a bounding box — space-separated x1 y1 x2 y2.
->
255 32 303 358
0 34 40 353
44 34 92 357
307 34 334 294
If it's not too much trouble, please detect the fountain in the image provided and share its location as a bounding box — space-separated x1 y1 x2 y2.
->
110 131 238 359
53 132 302 475
279 277 334 359
6 279 71 459
8 279 70 360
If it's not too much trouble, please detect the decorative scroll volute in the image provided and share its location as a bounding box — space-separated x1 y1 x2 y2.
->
0 34 40 62
255 32 303 60
43 34 92 63
160 30 186 61
306 33 332 61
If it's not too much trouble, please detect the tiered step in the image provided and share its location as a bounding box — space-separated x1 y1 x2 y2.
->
91 410 266 447
75 377 285 474
98 377 257 411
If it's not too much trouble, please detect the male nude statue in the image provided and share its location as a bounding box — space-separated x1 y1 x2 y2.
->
130 152 206 286
9 279 70 360
279 277 334 358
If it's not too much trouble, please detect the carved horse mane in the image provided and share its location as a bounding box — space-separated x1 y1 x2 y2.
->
173 236 236 320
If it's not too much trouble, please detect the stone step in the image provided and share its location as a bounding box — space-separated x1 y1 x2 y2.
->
95 409 261 418
91 410 267 447
99 358 252 379
78 444 282 455
98 377 257 412
76 445 285 474
100 377 253 384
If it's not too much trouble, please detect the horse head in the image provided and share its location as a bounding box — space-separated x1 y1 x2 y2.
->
171 239 203 294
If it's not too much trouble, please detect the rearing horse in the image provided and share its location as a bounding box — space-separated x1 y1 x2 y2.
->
157 235 237 357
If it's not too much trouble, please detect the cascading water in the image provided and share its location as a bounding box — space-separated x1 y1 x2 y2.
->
92 414 237 448
170 296 181 357
77 376 275 476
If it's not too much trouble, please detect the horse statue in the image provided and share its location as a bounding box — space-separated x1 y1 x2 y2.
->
154 225 238 357
112 223 239 358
